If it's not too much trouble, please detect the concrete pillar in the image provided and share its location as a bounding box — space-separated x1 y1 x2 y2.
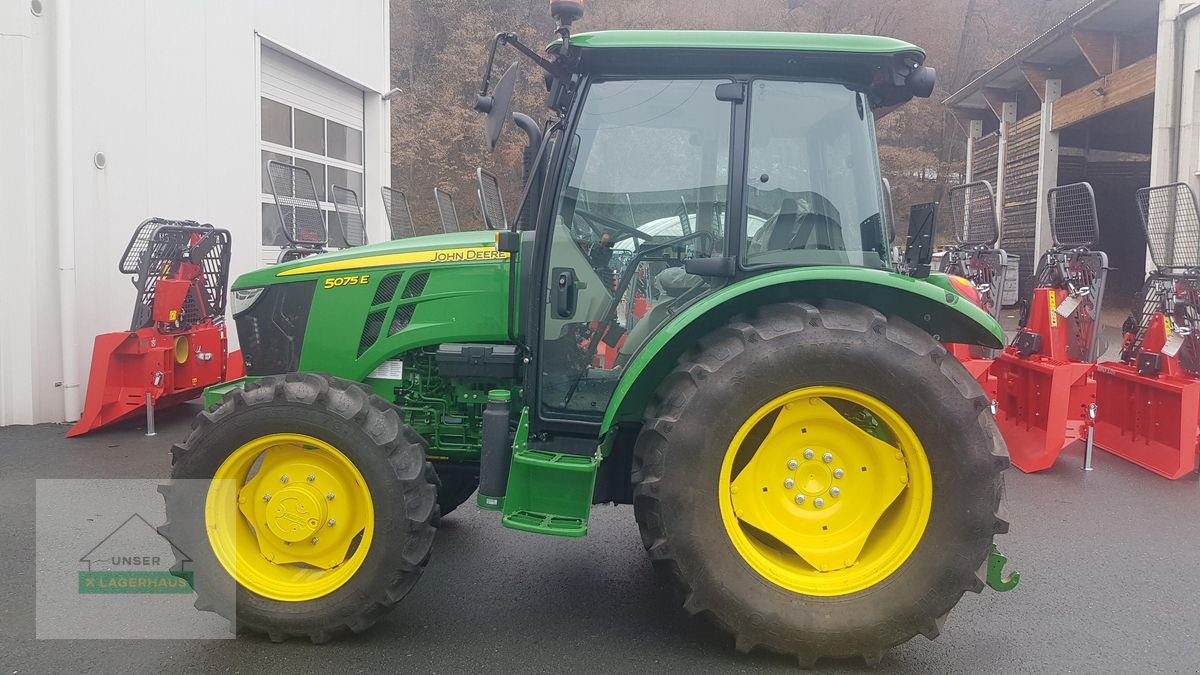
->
1034 79 1062 257
994 101 1018 228
965 119 983 182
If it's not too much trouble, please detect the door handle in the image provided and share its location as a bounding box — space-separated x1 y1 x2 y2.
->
552 267 577 319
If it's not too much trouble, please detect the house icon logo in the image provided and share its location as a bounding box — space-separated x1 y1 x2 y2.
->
78 513 194 594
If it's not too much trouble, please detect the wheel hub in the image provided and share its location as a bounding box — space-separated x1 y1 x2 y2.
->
264 485 327 542
721 387 932 594
795 456 833 496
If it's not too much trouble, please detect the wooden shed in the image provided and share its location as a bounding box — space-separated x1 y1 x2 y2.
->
945 0 1159 309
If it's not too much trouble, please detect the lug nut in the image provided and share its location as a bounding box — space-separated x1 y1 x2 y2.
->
830 487 840 497
262 493 272 502
326 492 335 501
783 478 795 489
310 537 319 545
814 497 825 509
833 468 844 479
787 459 799 470
307 474 316 482
822 452 833 463
327 519 336 527
280 475 289 484
803 449 814 460
794 494 806 505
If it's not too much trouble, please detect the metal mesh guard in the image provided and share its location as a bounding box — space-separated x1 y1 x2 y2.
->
477 169 507 230
119 218 202 274
945 181 998 246
382 186 416 239
267 160 327 246
1048 182 1099 248
332 185 366 247
1137 183 1200 269
435 188 460 233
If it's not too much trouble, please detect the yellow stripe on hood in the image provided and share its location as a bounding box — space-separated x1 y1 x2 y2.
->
276 246 509 276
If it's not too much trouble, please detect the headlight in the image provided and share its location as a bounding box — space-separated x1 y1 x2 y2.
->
231 287 266 317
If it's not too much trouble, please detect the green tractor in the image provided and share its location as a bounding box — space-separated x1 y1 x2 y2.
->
160 2 1017 665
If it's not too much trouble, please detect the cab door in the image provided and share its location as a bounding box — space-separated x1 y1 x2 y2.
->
528 77 739 433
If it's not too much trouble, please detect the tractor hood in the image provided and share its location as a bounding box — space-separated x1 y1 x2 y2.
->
233 231 506 289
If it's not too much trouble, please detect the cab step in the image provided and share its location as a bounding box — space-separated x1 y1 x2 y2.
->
500 447 598 537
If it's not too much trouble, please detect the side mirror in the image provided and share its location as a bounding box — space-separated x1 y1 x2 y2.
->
475 62 520 151
903 201 938 278
908 66 937 99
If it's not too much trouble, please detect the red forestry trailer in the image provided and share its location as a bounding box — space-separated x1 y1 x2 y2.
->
992 182 1108 473
1093 184 1200 479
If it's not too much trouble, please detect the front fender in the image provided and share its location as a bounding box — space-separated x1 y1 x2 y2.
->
600 267 1004 435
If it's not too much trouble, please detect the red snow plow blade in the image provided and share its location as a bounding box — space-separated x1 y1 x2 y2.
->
993 356 1093 472
1093 361 1199 479
67 326 230 437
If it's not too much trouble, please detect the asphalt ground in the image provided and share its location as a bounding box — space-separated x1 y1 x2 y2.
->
3 389 1200 674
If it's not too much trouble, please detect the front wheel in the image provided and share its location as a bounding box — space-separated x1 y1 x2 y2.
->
632 301 1009 667
159 373 438 642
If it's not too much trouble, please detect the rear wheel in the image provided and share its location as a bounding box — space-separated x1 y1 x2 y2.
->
633 301 1009 667
159 373 437 642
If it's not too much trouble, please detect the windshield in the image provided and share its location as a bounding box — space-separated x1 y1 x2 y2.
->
743 80 889 269
553 79 732 254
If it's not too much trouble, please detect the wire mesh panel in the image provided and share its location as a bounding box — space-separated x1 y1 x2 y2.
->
130 223 232 332
120 217 203 274
435 188 460 233
944 181 998 246
1047 182 1099 248
476 168 508 231
266 160 327 246
331 185 367 247
1137 183 1200 269
381 186 416 239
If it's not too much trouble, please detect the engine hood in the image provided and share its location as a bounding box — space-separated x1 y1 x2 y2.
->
233 231 505 290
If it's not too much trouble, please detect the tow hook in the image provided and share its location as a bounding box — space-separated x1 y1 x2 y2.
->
987 544 1020 592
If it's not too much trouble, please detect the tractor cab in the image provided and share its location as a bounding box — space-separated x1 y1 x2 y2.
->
476 20 941 432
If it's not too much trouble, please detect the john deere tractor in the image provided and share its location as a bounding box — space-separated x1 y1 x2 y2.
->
160 2 1016 665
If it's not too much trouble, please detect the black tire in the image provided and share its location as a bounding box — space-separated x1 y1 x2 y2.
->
632 301 1009 667
158 373 438 643
434 470 479 518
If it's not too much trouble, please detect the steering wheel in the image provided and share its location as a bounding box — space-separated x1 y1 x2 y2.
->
573 208 652 245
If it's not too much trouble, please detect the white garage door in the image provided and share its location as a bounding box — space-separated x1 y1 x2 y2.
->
259 46 366 265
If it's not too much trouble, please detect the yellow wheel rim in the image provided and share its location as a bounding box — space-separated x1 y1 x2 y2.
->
718 386 932 596
206 433 374 602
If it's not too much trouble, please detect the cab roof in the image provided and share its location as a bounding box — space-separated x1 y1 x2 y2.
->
561 30 924 57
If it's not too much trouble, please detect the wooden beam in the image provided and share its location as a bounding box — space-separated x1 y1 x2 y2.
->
1020 65 1055 102
1073 29 1117 77
1051 54 1156 131
982 87 1013 119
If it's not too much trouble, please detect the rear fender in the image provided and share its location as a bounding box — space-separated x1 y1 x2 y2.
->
599 267 1003 435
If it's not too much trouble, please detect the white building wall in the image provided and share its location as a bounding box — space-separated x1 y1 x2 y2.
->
0 0 390 425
